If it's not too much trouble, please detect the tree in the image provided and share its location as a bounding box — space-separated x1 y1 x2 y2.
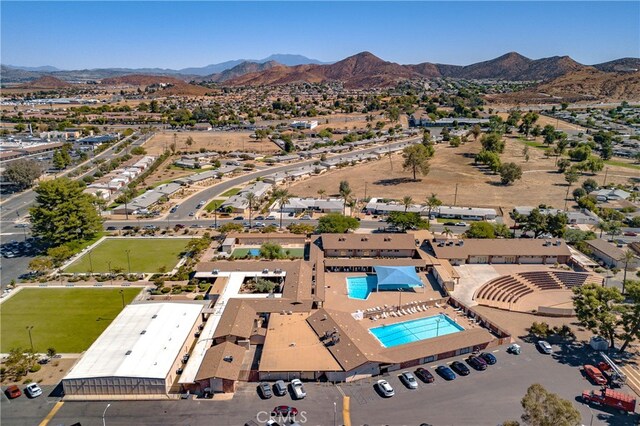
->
557 159 571 173
620 250 637 294
546 213 568 238
130 146 146 155
465 222 496 239
385 106 400 123
402 196 413 212
573 284 624 348
30 178 103 246
28 256 53 274
52 149 68 170
273 188 291 230
244 192 257 228
47 245 74 266
499 162 523 185
572 187 586 201
471 124 482 141
4 159 43 189
520 383 580 426
317 189 326 199
402 144 431 180
521 208 548 238
476 150 502 173
519 112 539 138
426 193 442 219
568 145 591 162
480 132 505 153
339 183 353 216
581 178 598 193
619 280 640 352
218 223 244 234
259 242 283 259
564 170 579 209
15 123 27 133
286 223 315 235
386 211 429 232
316 213 360 233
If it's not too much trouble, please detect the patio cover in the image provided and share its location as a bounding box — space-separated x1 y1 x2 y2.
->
373 265 423 293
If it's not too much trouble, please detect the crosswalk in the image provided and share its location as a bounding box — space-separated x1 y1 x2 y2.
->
620 363 640 397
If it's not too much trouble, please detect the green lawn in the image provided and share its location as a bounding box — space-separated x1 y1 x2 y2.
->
64 238 191 273
220 188 241 197
205 199 225 212
1 288 141 353
232 248 305 258
516 137 547 149
604 160 640 171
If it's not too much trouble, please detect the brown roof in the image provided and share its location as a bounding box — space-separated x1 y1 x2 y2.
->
195 341 246 381
431 239 571 259
585 239 629 260
306 309 390 371
309 240 326 302
323 258 427 268
230 232 307 243
212 299 257 339
321 233 416 251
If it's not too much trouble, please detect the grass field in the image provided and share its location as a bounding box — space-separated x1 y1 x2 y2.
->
0 288 141 353
205 199 225 212
221 188 241 197
64 238 191 273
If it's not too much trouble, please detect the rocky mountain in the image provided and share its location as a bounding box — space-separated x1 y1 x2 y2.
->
100 74 210 96
5 64 61 72
177 54 324 76
593 58 640 73
536 68 640 101
206 61 281 82
18 76 72 89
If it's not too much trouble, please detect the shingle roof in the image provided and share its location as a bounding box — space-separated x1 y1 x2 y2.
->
321 233 416 251
431 239 571 259
195 341 246 381
212 299 257 340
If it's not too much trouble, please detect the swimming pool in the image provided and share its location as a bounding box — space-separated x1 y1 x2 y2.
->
369 314 464 348
346 276 378 299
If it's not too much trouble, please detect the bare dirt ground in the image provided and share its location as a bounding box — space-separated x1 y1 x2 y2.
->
1 357 78 386
142 156 193 187
496 112 585 132
287 136 635 211
144 131 280 156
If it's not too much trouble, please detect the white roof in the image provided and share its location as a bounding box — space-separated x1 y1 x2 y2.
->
64 303 202 380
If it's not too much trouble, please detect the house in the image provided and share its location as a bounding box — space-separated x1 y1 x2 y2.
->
321 233 417 258
585 239 640 269
590 189 631 202
273 197 344 214
174 158 201 169
513 207 600 225
430 239 572 265
193 123 212 131
436 206 498 221
291 120 318 130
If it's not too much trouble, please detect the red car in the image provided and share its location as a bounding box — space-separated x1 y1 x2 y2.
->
5 385 22 399
414 367 435 383
624 232 637 237
271 406 298 417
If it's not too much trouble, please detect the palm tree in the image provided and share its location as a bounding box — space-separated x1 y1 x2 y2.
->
317 189 326 199
426 193 442 220
595 221 609 238
339 187 352 216
273 188 290 230
620 249 636 294
443 227 453 239
244 192 257 229
402 196 413 212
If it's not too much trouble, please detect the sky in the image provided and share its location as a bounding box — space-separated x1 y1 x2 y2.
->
2 1 639 69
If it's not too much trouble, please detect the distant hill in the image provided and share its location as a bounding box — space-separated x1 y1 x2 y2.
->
18 76 72 89
206 61 281 82
536 69 640 101
593 58 640 73
5 64 61 72
177 54 324 76
100 74 210 96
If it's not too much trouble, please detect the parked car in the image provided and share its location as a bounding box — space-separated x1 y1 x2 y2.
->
25 383 42 398
271 406 298 417
400 371 418 389
507 343 521 355
254 216 265 221
290 379 306 399
258 382 273 399
300 215 312 220
189 211 195 217
266 215 276 220
537 340 553 354
5 385 21 399
182 354 190 363
451 361 471 376
467 355 488 371
254 222 266 228
455 222 467 226
414 367 435 383
624 231 637 236
376 379 395 397
106 226 117 231
274 380 287 396
435 365 456 380
479 352 497 365
443 222 457 226
233 216 244 220
174 224 185 229
122 225 134 230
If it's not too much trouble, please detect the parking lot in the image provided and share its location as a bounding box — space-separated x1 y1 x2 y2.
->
2 340 638 425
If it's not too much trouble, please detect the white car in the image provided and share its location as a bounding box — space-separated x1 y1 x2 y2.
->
400 371 418 389
537 340 553 354
455 222 467 227
376 379 395 397
290 379 306 399
25 383 42 398
300 215 312 220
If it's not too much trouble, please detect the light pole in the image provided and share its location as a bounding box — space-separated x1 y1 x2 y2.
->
397 288 403 312
102 403 111 426
88 250 94 274
119 289 125 309
107 261 113 286
333 401 337 426
125 250 131 275
26 326 34 352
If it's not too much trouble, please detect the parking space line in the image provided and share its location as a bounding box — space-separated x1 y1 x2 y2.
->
335 385 345 397
38 401 64 426
342 396 351 426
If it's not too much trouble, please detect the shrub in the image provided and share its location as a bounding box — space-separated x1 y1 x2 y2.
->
29 364 41 373
529 321 550 337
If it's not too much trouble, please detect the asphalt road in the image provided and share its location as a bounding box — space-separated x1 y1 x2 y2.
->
4 339 637 426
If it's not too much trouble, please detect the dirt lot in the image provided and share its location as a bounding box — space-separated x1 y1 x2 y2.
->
496 112 585 132
1 357 78 386
287 135 636 211
144 131 280 156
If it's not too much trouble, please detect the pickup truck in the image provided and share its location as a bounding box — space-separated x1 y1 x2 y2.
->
290 379 306 400
583 364 607 386
581 388 636 413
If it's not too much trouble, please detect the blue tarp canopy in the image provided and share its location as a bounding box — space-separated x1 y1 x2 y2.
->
373 266 423 292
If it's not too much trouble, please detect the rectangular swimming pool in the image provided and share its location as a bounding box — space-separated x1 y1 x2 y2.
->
346 275 419 300
369 314 464 348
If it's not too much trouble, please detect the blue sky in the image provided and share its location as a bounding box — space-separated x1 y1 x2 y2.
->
2 1 639 69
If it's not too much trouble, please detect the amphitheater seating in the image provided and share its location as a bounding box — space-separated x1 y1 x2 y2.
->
474 270 598 310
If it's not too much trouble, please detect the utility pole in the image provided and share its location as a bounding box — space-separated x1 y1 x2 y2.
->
125 250 131 275
453 183 459 206
26 326 34 352
88 250 94 274
119 289 125 309
602 167 609 186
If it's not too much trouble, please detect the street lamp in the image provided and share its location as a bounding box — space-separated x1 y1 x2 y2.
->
107 261 113 286
26 326 34 352
125 250 131 275
119 289 125 309
88 250 94 274
333 401 337 426
397 288 403 312
102 403 112 426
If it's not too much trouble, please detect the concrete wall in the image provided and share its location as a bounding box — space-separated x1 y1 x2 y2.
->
63 376 167 396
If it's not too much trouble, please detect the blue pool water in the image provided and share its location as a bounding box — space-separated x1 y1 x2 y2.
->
346 275 418 300
247 248 260 256
370 314 464 348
